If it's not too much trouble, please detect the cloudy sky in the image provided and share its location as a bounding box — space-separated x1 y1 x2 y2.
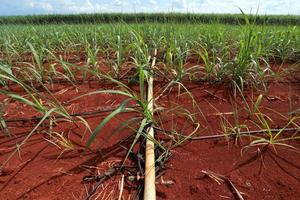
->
0 0 299 16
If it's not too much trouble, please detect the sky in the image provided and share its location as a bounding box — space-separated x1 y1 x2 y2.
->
0 0 299 16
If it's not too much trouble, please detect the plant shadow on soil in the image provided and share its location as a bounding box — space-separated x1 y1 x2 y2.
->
0 65 300 200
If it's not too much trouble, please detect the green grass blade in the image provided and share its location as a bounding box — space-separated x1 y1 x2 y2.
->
1 108 57 169
121 118 148 167
85 99 131 149
69 90 134 103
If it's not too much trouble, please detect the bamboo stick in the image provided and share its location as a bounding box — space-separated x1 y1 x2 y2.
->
144 49 157 200
118 174 124 200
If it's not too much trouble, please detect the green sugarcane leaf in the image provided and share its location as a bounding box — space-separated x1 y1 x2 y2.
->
4 92 38 108
1 108 57 169
70 90 134 102
0 100 10 136
86 99 131 149
122 118 148 166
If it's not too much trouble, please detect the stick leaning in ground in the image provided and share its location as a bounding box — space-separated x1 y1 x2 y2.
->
144 49 157 200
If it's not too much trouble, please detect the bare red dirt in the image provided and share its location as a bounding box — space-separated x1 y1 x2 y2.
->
0 64 299 200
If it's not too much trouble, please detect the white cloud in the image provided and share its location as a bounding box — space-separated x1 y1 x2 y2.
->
134 0 142 5
149 0 157 5
172 0 187 9
29 2 53 11
0 0 299 15
113 0 122 6
190 0 299 15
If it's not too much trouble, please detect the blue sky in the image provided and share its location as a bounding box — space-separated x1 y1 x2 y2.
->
0 0 299 16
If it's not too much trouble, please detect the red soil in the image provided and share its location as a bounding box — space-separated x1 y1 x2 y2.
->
0 65 300 200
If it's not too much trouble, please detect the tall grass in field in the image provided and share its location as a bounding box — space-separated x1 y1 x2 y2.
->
0 13 300 25
0 13 299 174
0 23 299 64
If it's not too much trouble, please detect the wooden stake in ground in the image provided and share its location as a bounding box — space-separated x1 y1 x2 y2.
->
144 49 157 200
